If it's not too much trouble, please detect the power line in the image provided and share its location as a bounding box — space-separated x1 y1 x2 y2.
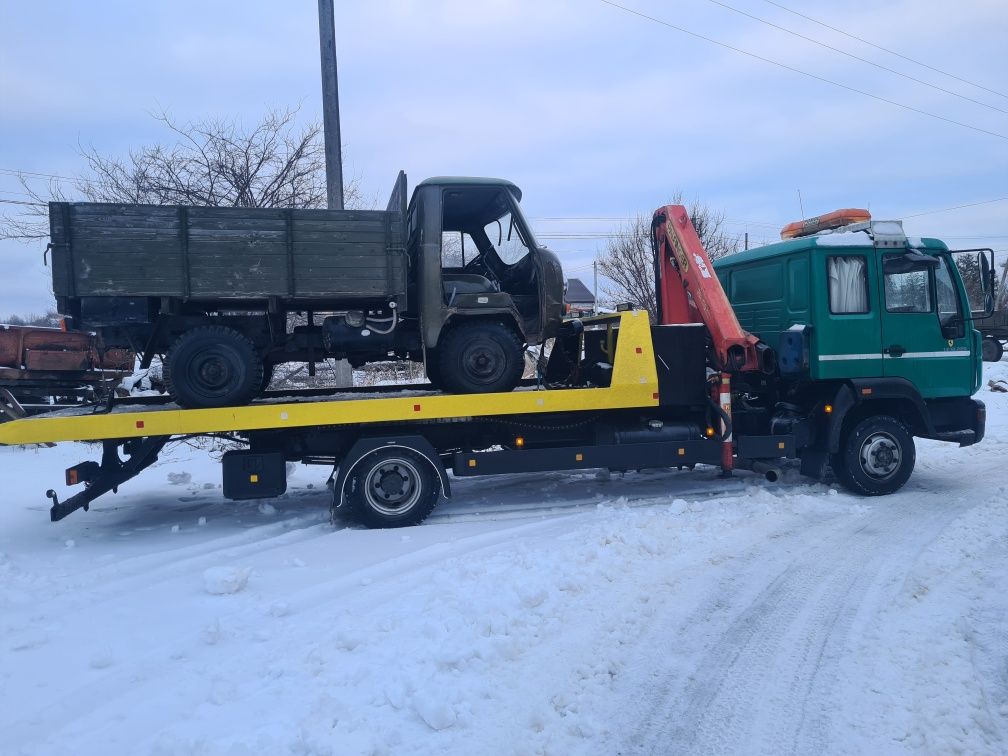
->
7 165 1007 235
598 0 1008 141
531 215 781 229
934 234 1008 240
761 0 1008 101
900 197 1008 219
0 167 86 184
0 188 37 199
706 0 1007 115
537 207 1008 236
0 198 46 207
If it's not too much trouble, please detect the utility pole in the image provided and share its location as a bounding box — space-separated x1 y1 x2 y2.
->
318 0 344 210
744 231 748 251
593 259 599 315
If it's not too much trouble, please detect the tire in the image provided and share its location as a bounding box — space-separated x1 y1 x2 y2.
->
981 337 1003 362
347 448 441 528
164 326 263 408
437 322 524 394
830 414 915 496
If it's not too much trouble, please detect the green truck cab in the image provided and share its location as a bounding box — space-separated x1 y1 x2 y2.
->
715 217 991 494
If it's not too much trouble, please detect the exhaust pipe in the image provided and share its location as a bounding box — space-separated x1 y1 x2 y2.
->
737 459 782 483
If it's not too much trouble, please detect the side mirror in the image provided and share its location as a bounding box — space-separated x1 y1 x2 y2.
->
981 250 995 317
950 248 996 319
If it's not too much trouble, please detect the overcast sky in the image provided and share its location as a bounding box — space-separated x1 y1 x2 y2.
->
1 0 1006 315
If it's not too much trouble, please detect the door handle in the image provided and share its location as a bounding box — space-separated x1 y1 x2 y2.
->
886 344 906 357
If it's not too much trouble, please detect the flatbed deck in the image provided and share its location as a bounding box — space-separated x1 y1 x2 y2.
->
0 311 760 526
0 312 660 447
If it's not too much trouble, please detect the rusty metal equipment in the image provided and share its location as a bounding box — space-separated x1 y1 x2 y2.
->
0 324 134 415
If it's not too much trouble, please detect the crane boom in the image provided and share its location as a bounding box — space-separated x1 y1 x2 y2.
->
651 205 770 373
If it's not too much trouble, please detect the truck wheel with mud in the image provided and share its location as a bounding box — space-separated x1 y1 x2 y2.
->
437 322 524 394
347 448 441 528
981 337 1003 362
831 414 915 496
165 326 263 408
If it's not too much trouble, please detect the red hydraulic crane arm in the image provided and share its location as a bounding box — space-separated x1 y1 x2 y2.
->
651 205 769 373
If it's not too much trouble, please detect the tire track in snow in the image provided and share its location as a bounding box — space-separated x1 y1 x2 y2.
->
13 469 753 620
619 496 972 755
0 513 589 751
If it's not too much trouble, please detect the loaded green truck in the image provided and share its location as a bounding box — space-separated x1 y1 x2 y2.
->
48 173 565 408
715 211 993 493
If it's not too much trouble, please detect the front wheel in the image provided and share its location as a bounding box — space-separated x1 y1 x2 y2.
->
831 415 915 496
981 337 1003 362
347 448 441 528
437 322 524 394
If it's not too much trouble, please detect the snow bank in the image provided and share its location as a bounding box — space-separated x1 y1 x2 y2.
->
202 565 252 595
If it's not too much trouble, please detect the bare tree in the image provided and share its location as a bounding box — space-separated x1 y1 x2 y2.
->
595 194 737 321
2 107 363 241
1 107 366 390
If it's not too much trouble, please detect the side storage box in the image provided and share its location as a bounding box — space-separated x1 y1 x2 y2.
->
222 451 287 500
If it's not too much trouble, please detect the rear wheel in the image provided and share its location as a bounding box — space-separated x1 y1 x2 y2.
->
347 448 441 528
165 326 263 408
437 322 524 394
981 337 1003 362
831 414 915 496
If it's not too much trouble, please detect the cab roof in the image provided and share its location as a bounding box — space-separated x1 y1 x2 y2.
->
715 227 949 269
417 176 522 201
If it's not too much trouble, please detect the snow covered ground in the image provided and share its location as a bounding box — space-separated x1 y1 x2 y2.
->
1 365 1007 755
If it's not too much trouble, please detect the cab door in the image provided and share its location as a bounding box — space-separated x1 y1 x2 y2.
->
878 251 971 398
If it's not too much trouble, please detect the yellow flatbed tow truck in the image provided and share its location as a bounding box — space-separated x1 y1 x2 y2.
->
8 204 983 527
0 312 753 527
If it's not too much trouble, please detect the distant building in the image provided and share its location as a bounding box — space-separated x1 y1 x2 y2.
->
565 277 595 316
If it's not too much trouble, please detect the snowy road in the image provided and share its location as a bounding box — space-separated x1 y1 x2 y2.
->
618 464 1007 755
1 366 1007 754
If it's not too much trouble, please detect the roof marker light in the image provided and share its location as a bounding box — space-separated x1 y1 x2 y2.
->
780 209 871 240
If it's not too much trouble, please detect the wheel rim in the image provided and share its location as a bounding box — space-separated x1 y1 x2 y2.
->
363 457 423 516
185 346 241 401
859 432 901 479
461 339 507 385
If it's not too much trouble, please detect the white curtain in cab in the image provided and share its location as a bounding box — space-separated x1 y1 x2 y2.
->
828 256 868 313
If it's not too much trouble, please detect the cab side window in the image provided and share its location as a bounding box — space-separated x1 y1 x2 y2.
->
827 255 869 314
884 261 932 313
441 231 479 270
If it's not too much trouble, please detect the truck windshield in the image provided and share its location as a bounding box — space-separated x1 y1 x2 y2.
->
442 187 536 268
487 207 531 265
